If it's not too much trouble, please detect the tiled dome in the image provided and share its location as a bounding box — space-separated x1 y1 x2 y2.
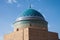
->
16 9 45 21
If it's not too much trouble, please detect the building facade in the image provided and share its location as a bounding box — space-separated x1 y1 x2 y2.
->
4 9 59 40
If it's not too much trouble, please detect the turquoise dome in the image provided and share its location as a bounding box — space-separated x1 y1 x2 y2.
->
16 9 45 21
20 9 44 18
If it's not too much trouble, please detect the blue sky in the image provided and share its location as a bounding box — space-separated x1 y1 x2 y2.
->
0 0 60 40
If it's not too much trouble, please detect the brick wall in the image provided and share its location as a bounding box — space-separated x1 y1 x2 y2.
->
29 28 48 40
48 31 58 40
4 28 29 40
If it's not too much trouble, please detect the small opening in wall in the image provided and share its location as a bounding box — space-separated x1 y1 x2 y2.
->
17 28 19 31
30 23 32 26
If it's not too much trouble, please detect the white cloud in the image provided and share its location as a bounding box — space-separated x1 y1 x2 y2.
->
7 0 22 8
7 0 17 4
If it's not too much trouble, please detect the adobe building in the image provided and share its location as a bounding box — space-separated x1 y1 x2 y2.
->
4 8 59 40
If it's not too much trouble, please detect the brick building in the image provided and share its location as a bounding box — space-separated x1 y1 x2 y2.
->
4 9 59 40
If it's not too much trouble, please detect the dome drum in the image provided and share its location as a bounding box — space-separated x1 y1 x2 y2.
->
14 20 47 28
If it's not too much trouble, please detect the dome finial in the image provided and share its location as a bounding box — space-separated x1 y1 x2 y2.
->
29 0 31 8
29 3 31 8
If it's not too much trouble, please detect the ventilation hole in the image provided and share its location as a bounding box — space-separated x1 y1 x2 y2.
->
30 23 32 26
17 28 19 31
